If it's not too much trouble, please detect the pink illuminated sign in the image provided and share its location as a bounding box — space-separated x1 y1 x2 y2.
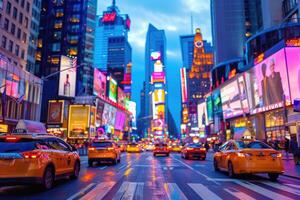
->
151 72 165 83
180 68 188 103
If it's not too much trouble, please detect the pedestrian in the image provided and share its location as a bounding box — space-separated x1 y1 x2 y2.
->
284 138 290 160
274 140 280 150
290 138 300 165
205 142 210 151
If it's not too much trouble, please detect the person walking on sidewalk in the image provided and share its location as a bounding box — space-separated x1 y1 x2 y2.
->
284 138 290 160
290 138 300 165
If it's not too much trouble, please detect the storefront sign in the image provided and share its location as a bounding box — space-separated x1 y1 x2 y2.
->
0 124 8 133
286 38 300 47
68 105 90 138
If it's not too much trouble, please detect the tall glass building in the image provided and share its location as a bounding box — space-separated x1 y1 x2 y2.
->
93 0 131 74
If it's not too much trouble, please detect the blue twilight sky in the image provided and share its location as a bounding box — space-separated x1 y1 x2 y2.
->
97 0 212 132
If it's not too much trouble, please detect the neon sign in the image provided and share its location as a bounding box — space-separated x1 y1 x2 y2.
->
102 12 116 23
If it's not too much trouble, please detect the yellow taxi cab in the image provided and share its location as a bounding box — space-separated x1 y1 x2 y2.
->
117 141 127 152
171 144 183 153
126 143 142 153
88 140 121 166
213 140 283 181
0 133 80 189
145 143 155 151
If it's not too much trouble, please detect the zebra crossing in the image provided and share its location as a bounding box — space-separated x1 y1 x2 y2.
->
69 180 300 200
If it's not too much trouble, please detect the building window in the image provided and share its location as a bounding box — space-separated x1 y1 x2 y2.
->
55 9 64 17
21 0 25 8
53 31 61 40
10 23 15 35
1 36 7 48
24 17 28 28
52 43 61 52
6 1 11 14
51 56 60 64
21 49 25 59
4 18 9 30
13 7 17 19
22 32 26 43
19 12 23 24
54 20 63 29
69 14 80 23
68 47 78 56
8 40 13 52
15 44 19 56
17 28 21 39
26 1 30 12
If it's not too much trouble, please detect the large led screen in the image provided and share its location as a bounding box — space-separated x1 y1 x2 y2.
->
246 49 290 114
102 103 117 126
59 56 76 97
152 89 165 104
285 47 300 102
93 69 106 97
115 111 125 130
197 102 208 128
109 78 117 103
221 76 249 119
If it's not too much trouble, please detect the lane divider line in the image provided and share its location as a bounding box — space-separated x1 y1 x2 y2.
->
66 183 96 200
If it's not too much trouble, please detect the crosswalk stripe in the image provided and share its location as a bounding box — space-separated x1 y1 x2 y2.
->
81 182 116 200
224 188 256 200
165 183 188 200
134 182 144 200
285 184 300 189
66 183 96 200
262 182 300 196
234 181 294 200
112 182 139 200
188 183 223 200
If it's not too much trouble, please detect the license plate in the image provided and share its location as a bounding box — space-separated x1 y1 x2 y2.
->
0 153 22 160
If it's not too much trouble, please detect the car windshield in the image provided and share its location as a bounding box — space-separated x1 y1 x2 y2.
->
128 143 138 146
0 138 39 153
188 144 202 148
235 141 272 149
92 142 112 147
155 144 167 147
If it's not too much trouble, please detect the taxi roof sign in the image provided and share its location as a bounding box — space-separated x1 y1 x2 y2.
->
12 120 47 134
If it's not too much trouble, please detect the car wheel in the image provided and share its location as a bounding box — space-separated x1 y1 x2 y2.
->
88 160 93 167
228 161 235 178
268 173 279 181
42 166 55 190
71 161 80 179
214 159 219 171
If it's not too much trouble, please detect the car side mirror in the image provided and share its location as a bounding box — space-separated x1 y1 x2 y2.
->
70 145 77 152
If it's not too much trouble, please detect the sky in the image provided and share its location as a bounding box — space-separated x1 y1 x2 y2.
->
97 0 212 132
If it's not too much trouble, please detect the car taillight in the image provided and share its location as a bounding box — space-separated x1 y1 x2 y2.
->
200 148 206 151
22 152 41 159
88 147 96 151
107 147 114 151
237 152 252 158
271 153 282 158
5 136 19 142
187 147 194 151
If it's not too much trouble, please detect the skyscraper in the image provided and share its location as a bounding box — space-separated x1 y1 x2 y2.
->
143 24 167 138
180 35 194 70
37 0 97 121
93 0 131 73
211 0 263 65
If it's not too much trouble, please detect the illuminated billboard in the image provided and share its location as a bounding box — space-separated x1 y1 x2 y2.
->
127 101 136 128
59 56 76 97
197 102 207 128
93 69 106 97
206 95 213 122
180 68 188 103
102 103 117 126
115 111 126 131
246 48 290 114
109 77 117 103
152 119 164 131
102 12 116 22
154 60 163 72
96 99 104 127
118 87 126 106
285 47 300 102
47 100 64 124
151 51 161 61
151 72 165 83
68 105 90 138
154 104 165 120
221 75 249 119
152 89 165 104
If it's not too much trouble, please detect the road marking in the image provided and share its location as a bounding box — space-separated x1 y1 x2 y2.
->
165 183 188 200
80 182 116 200
172 156 218 184
262 182 300 196
163 167 168 170
188 183 223 200
66 183 96 200
99 166 107 170
234 181 293 200
146 156 153 161
285 184 300 189
224 188 256 200
118 164 127 170
112 182 141 200
134 182 144 200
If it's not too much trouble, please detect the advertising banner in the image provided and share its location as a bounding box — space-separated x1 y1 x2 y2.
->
59 56 76 97
96 99 105 127
47 100 64 124
197 102 208 128
93 68 106 97
122 73 131 85
285 47 300 102
102 103 116 126
154 60 163 72
154 104 165 120
118 87 126 106
123 85 131 93
68 105 90 138
151 72 165 83
152 89 165 104
246 49 290 114
206 95 213 122
180 68 188 103
127 101 136 127
151 51 161 61
152 119 164 131
115 111 126 131
220 76 249 119
109 77 117 102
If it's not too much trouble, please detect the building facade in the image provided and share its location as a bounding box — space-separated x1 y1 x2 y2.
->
36 0 97 122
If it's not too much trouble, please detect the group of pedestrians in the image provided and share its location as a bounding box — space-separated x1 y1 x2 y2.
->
283 138 300 165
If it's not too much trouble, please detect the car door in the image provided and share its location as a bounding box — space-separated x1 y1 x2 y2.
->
44 138 65 175
220 142 232 169
56 139 74 173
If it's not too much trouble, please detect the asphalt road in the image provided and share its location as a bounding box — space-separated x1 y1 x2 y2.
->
1 152 300 200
